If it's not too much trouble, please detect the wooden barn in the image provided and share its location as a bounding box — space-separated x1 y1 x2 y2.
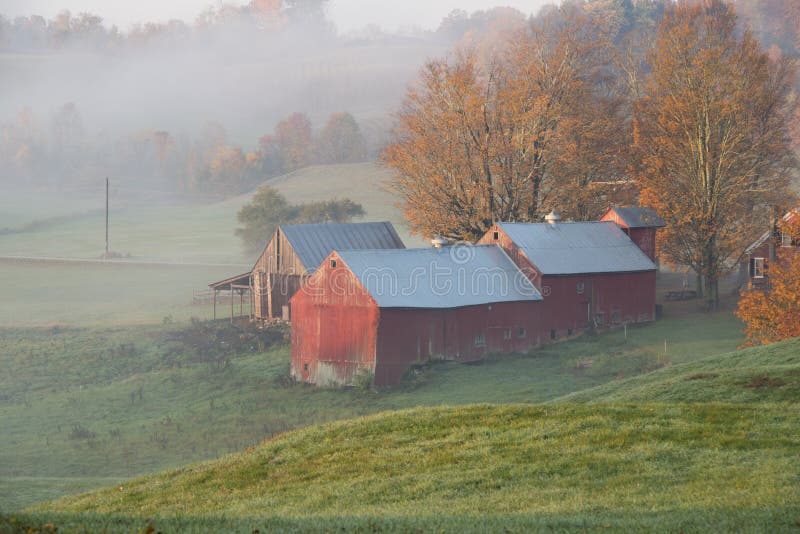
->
600 206 665 262
742 210 799 290
290 245 545 386
210 222 405 321
478 212 658 339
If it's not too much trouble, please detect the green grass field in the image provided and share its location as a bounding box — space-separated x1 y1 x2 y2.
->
0 304 744 513
557 337 800 403
18 403 800 532
0 163 420 265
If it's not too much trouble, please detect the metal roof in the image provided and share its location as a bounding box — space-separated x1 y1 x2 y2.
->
745 210 799 255
281 221 405 273
605 206 665 228
498 221 657 275
336 245 543 308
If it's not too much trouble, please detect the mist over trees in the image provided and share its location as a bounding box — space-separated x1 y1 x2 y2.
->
385 0 799 302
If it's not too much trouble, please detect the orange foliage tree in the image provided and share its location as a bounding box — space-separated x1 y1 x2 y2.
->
384 7 626 241
633 0 797 309
736 210 800 345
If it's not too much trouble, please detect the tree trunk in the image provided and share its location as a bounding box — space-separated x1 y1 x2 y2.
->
695 272 703 298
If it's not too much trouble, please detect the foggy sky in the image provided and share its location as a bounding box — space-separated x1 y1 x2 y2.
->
2 0 553 33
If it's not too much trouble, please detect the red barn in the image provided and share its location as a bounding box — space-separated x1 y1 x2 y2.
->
478 215 657 339
600 206 665 262
290 245 545 387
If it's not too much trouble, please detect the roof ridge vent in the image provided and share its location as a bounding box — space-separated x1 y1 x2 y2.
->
431 235 448 248
545 210 561 225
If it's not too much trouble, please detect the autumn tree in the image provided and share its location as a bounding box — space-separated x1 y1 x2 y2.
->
316 112 367 164
633 0 797 309
736 209 800 345
384 7 626 241
274 112 313 172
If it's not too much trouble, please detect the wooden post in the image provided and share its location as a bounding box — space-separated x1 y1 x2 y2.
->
266 272 273 320
230 287 234 323
239 289 243 317
213 290 217 320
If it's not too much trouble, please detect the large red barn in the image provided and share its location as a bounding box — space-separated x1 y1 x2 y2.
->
290 245 545 386
478 214 658 339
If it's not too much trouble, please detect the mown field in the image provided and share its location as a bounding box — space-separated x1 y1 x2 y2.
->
0 163 419 265
17 401 800 532
0 303 744 513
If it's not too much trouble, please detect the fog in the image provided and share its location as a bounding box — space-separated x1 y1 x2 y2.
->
0 2 547 195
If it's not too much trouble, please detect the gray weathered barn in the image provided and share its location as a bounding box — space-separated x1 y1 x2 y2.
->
210 221 405 321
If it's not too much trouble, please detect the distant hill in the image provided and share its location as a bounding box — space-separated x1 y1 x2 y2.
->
0 162 423 263
555 337 800 403
30 403 800 531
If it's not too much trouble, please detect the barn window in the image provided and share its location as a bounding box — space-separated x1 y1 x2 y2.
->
474 333 486 347
303 363 309 371
503 328 512 340
595 312 605 326
330 259 337 268
550 329 557 340
576 282 585 295
753 258 765 278
612 311 621 324
493 231 499 240
567 328 573 337
781 233 793 247
518 327 527 339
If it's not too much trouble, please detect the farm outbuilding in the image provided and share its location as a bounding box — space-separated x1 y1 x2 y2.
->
478 214 658 339
210 221 405 321
600 206 665 263
290 245 545 386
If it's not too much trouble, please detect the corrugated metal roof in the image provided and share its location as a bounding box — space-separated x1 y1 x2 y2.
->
498 221 657 275
606 206 666 228
336 245 543 308
281 221 405 272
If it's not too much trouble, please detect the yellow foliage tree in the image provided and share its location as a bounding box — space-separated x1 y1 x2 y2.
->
736 210 800 346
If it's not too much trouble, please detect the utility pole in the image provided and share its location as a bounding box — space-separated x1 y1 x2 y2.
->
105 177 109 259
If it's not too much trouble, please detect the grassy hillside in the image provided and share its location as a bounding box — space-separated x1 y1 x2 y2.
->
557 337 800 403
22 403 800 532
0 163 418 264
0 308 743 511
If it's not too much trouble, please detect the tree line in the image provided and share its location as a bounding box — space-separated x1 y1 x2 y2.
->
0 107 368 196
384 0 799 310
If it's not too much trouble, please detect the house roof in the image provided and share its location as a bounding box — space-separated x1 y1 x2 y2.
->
281 221 405 273
335 245 543 308
603 206 665 228
745 210 799 255
497 221 657 276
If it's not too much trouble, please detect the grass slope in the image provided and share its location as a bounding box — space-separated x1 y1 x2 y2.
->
26 403 800 532
557 337 800 403
0 163 416 264
0 308 743 510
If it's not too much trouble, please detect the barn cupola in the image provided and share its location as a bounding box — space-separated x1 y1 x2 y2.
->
545 210 561 225
431 235 448 248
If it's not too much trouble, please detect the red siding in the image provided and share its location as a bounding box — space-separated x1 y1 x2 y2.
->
538 271 657 339
599 210 658 262
479 224 656 338
290 253 379 386
373 301 547 386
